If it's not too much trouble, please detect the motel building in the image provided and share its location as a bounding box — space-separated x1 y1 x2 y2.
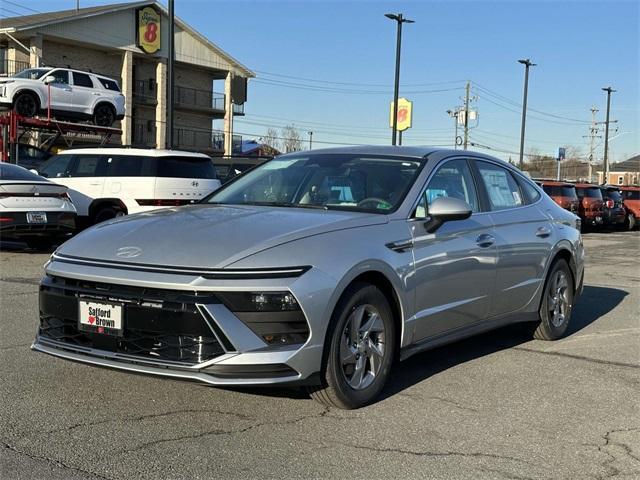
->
0 1 253 156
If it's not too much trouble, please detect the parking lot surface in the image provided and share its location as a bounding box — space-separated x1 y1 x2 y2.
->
1 231 639 479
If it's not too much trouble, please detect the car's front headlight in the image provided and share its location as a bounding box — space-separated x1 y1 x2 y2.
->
217 291 309 345
0 86 6 97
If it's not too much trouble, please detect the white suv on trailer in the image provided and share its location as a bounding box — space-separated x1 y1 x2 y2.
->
35 148 221 225
0 67 125 126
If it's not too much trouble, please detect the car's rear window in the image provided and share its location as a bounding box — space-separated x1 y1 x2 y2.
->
623 190 640 200
576 187 603 199
604 189 623 202
156 156 217 179
98 78 120 92
543 185 578 199
0 163 46 181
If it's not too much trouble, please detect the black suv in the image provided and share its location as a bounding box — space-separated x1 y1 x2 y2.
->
599 185 626 228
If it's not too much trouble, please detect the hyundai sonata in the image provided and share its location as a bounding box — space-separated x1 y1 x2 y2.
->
33 147 584 409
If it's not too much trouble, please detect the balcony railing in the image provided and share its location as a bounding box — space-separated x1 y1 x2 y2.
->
133 121 156 147
0 58 30 77
173 127 242 153
132 79 157 105
174 86 225 112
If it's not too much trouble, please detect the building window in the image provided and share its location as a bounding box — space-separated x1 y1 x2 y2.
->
618 176 624 185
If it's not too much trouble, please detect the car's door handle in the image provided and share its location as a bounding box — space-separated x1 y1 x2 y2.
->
476 233 495 248
63 88 72 92
92 92 101 96
536 227 552 238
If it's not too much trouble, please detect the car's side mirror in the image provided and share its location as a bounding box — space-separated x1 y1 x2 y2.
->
424 196 473 233
44 75 56 85
29 169 39 175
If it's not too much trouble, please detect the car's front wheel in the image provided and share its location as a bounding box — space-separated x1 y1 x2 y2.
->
626 213 637 230
93 104 115 127
533 259 574 340
308 282 396 409
13 92 39 117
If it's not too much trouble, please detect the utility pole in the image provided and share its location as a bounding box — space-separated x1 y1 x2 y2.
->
585 106 601 183
447 109 460 149
166 0 175 149
602 86 616 185
518 58 536 169
385 13 414 146
463 82 470 150
308 131 313 150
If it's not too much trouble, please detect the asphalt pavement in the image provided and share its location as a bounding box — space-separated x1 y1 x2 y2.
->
1 231 639 479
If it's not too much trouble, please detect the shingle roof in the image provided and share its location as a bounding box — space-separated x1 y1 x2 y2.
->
611 155 640 172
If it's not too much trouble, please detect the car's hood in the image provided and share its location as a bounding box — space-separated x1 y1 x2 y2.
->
57 204 387 269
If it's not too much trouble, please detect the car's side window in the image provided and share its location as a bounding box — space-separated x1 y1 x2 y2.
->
105 155 146 177
515 175 541 204
50 70 69 85
415 159 479 218
71 155 107 177
39 155 73 178
72 72 94 88
476 161 524 211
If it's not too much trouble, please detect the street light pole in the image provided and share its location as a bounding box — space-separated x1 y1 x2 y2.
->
308 131 313 150
602 86 616 184
518 58 536 168
385 13 414 146
167 0 175 149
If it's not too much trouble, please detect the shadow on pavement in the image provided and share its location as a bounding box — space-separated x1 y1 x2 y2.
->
228 285 628 405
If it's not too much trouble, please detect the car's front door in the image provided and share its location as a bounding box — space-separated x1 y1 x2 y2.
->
46 69 73 112
473 160 555 317
71 71 96 115
410 158 497 342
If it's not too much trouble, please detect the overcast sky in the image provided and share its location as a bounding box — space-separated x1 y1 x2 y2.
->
6 0 639 163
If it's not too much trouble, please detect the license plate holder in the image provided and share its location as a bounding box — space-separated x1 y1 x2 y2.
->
78 299 123 337
27 212 47 224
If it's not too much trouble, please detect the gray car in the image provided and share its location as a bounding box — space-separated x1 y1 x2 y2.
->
33 146 584 409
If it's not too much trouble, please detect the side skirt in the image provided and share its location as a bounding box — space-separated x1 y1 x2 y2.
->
399 311 539 362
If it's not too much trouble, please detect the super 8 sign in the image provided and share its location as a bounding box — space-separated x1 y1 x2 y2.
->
389 98 413 131
137 6 161 54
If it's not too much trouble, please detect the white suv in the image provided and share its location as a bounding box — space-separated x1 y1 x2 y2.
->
36 148 221 225
0 67 125 126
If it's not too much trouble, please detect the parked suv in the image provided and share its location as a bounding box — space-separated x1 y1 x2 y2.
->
539 180 579 214
0 67 125 126
35 148 221 225
574 183 604 229
599 185 626 229
620 186 640 230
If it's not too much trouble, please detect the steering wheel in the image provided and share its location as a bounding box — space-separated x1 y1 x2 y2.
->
356 197 389 209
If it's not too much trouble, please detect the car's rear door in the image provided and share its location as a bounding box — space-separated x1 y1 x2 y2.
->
410 157 497 342
63 154 108 216
153 155 221 205
71 71 96 115
473 160 553 317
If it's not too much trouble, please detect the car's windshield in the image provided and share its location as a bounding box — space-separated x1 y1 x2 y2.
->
577 187 603 199
14 68 52 80
605 189 623 202
543 185 578 199
205 154 423 213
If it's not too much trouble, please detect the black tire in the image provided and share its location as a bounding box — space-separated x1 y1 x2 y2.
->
93 104 115 127
307 282 396 409
533 259 574 341
627 214 637 231
13 92 39 117
93 206 124 224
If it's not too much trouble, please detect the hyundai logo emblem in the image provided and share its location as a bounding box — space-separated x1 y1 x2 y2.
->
116 246 142 259
191 181 199 187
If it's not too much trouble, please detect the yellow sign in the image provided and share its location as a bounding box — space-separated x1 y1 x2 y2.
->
137 7 161 54
389 98 413 131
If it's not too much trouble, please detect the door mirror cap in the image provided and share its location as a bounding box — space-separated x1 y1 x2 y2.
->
424 197 473 233
44 75 56 85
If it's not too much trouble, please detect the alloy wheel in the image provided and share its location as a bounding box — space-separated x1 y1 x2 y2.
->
548 270 571 327
340 304 386 390
15 94 37 116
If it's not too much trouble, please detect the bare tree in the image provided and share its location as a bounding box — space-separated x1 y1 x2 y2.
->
280 124 303 153
261 127 280 151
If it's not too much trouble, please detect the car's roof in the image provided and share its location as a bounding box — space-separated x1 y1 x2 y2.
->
539 180 575 187
574 183 600 188
619 185 640 191
55 148 211 159
40 66 116 81
281 145 445 159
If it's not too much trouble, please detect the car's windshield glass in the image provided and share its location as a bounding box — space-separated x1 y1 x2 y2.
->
605 190 622 202
543 185 578 199
14 68 51 80
577 187 603 199
0 163 47 181
205 154 423 213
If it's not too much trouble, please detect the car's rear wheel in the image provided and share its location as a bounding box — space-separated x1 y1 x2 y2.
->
93 104 115 127
533 259 574 340
626 214 637 230
13 92 39 117
308 282 396 409
94 206 124 224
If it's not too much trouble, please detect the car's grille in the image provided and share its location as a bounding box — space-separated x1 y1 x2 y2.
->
38 275 226 366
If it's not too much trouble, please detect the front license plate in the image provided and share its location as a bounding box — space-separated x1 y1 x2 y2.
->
26 212 47 224
78 299 123 336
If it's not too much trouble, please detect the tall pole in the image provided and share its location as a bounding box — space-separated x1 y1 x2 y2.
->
308 131 313 150
166 0 175 149
447 109 459 149
518 58 536 168
463 82 470 150
385 13 414 146
588 106 599 183
602 86 615 185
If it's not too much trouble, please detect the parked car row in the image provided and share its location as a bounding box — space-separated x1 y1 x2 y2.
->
537 179 639 231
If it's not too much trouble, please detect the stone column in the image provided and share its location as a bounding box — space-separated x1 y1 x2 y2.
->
223 71 234 156
155 59 167 149
29 35 42 68
120 50 133 145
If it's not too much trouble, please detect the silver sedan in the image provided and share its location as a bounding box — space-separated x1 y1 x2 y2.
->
33 146 584 409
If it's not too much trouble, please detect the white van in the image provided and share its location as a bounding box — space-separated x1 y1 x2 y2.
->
36 148 221 225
